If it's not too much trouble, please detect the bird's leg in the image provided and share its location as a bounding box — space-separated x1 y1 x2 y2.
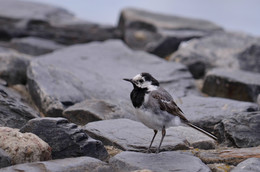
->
147 130 158 153
156 126 166 153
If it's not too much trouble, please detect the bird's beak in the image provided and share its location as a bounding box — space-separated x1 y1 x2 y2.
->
123 78 133 83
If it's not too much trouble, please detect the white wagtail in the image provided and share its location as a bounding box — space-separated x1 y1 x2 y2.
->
123 72 217 153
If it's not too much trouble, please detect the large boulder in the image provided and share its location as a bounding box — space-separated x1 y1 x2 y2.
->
0 127 51 165
27 39 197 117
231 158 260 172
118 8 222 58
170 32 260 78
20 117 109 161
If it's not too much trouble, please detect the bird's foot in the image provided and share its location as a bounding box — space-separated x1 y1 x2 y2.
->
146 148 152 153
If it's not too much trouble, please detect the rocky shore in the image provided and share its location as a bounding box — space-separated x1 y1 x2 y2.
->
0 0 259 171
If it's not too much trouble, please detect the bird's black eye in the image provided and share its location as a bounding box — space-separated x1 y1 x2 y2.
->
139 79 144 83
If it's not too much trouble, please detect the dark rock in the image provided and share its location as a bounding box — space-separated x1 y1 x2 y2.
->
170 32 260 78
84 119 215 152
27 39 197 117
20 117 109 161
231 158 260 172
215 112 260 147
202 68 260 102
0 46 31 85
0 85 39 129
0 0 120 44
0 156 112 172
0 148 11 168
10 37 65 56
109 151 211 172
119 8 222 58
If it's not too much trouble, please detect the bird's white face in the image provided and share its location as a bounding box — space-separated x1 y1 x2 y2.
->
132 74 157 91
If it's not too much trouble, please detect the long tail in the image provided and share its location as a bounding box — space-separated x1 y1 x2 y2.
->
187 122 218 141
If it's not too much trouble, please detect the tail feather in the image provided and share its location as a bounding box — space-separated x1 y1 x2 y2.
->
187 122 218 141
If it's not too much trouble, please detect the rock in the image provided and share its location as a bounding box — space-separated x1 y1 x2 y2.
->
0 148 11 168
202 68 260 102
0 127 51 165
207 163 234 172
193 146 260 165
0 0 120 44
170 32 260 78
118 8 222 58
84 119 216 152
231 158 260 172
27 39 197 117
0 46 31 85
0 156 112 172
0 85 39 129
20 117 109 161
10 37 65 56
215 112 260 147
109 151 211 172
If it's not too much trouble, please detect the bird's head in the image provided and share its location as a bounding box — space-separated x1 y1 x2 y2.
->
123 72 159 91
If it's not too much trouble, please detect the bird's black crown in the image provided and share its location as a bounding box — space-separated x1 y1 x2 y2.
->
141 73 159 86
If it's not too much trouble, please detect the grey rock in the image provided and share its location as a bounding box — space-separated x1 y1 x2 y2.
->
109 151 211 172
0 85 39 129
20 117 109 161
0 46 31 85
231 158 260 172
119 8 222 58
84 119 215 152
215 112 260 147
202 68 260 102
0 156 112 172
0 148 11 168
170 32 260 78
27 39 196 117
10 37 65 56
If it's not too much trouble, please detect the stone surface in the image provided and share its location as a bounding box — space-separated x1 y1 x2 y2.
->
207 163 234 172
110 151 211 172
10 37 65 56
27 39 197 117
0 127 51 165
118 8 222 57
0 46 31 85
0 0 120 44
231 158 260 172
170 32 260 78
202 68 260 102
0 148 11 168
84 119 216 152
215 112 260 147
0 85 40 129
0 156 112 172
20 117 109 161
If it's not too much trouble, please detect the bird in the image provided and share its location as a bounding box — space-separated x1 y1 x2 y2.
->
123 72 217 153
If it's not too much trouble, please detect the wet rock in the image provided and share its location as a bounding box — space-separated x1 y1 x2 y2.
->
0 148 11 168
215 112 260 147
84 119 215 152
0 46 31 85
0 0 120 44
0 127 51 165
231 158 260 172
118 8 222 58
20 117 109 161
27 39 196 117
202 68 260 102
0 85 39 129
0 156 112 172
109 151 211 172
10 37 65 56
170 32 260 78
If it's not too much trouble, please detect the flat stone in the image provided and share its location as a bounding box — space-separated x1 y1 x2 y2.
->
20 117 109 161
0 156 112 172
0 127 51 165
231 158 260 172
84 119 216 152
10 37 65 56
109 151 211 172
27 39 196 117
170 31 260 78
202 68 260 102
0 148 11 168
